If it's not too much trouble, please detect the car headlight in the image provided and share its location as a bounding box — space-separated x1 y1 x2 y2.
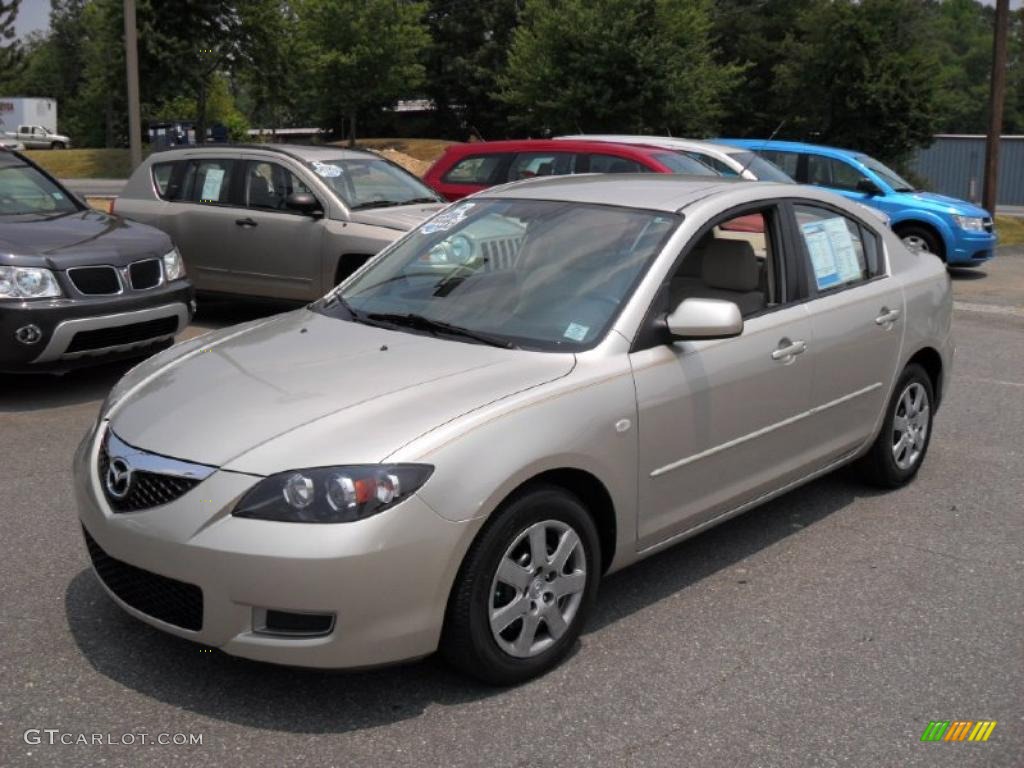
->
232 464 434 523
162 247 186 281
0 266 62 299
952 215 985 232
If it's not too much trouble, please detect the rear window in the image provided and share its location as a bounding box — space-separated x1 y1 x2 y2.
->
759 150 800 179
652 152 718 176
507 152 576 180
586 154 649 174
442 155 505 185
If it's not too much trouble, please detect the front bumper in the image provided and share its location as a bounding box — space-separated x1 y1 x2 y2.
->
0 281 194 372
948 229 997 265
73 422 483 669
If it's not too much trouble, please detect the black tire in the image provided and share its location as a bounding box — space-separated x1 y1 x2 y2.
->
51 142 65 150
856 363 935 488
441 484 601 685
896 224 943 261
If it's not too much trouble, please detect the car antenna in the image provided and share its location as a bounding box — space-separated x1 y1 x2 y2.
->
736 119 786 179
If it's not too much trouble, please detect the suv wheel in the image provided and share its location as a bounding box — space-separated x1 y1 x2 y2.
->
442 485 600 685
896 225 942 260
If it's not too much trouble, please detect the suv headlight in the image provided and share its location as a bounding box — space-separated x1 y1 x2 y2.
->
232 464 434 523
0 266 62 299
952 215 985 232
162 247 186 281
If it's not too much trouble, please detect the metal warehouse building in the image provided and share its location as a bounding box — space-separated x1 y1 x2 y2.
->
910 135 1024 206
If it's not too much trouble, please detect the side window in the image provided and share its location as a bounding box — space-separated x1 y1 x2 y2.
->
151 162 176 199
806 156 869 192
508 152 575 180
794 205 879 292
586 154 647 174
188 159 236 205
668 208 779 318
760 150 799 178
687 152 738 176
442 155 504 185
245 161 314 212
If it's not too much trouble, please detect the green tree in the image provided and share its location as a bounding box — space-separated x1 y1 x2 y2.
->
299 0 430 144
497 0 741 136
773 0 941 163
0 0 23 89
424 0 521 139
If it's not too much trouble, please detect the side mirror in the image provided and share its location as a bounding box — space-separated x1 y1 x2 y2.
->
666 298 743 340
856 178 883 196
286 192 323 216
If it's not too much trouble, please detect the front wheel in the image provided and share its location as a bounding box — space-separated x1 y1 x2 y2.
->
896 225 943 261
441 485 601 685
856 363 935 487
50 141 65 150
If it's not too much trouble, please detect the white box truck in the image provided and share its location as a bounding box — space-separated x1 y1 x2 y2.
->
0 97 72 149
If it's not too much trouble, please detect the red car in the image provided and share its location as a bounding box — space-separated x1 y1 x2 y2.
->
423 139 718 201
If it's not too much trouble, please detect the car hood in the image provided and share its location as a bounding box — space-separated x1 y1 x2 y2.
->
895 191 990 217
0 209 172 268
347 202 445 232
107 308 574 471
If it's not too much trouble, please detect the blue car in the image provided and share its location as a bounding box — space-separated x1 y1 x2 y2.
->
718 139 997 266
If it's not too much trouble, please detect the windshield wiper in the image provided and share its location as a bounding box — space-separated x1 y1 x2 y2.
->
350 197 440 211
365 312 516 349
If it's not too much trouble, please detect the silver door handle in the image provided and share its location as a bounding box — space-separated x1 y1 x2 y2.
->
771 339 807 361
875 307 901 325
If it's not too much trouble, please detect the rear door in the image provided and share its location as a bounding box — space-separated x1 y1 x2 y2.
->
790 202 904 462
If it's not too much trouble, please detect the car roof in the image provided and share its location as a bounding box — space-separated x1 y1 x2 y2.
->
558 135 746 156
440 139 672 157
718 139 862 159
145 143 379 162
478 173 770 212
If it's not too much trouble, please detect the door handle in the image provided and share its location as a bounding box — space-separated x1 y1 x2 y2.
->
771 338 807 361
875 307 901 326
235 217 258 227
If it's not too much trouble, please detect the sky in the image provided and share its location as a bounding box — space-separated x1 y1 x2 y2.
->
10 0 1024 40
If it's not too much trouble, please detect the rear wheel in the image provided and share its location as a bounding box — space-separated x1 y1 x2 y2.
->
441 485 600 685
856 363 934 487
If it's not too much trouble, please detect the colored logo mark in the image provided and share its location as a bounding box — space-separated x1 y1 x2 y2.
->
920 720 997 742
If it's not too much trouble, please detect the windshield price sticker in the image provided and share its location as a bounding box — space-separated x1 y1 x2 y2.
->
312 161 343 178
421 203 475 234
563 322 589 342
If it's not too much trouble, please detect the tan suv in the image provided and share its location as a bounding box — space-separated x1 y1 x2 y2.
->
115 145 443 301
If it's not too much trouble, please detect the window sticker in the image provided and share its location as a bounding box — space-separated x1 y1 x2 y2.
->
802 217 860 289
312 160 343 178
200 168 225 201
51 192 64 200
421 202 475 234
563 322 589 342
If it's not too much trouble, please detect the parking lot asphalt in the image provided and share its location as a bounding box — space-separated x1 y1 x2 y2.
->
2 251 1022 768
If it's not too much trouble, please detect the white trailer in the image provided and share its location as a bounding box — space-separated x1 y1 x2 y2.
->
0 97 58 134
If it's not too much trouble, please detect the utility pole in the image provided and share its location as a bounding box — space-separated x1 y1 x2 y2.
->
123 0 142 170
982 0 1010 215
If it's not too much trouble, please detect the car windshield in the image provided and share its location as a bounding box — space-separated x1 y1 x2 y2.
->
730 151 794 182
317 199 680 351
857 155 915 192
0 163 78 215
307 157 440 210
652 152 718 176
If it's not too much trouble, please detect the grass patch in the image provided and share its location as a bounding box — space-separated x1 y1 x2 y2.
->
23 148 144 179
995 216 1024 247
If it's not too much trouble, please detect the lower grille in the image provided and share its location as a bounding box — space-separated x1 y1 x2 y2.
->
66 316 179 353
98 442 201 512
83 526 203 631
129 259 162 289
68 266 121 295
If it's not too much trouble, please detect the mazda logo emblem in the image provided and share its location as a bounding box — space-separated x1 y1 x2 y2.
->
105 457 133 500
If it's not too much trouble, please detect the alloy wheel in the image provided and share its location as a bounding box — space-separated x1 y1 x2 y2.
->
892 381 930 470
488 519 587 658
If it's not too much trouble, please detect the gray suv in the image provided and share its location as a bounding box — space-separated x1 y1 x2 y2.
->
115 145 444 301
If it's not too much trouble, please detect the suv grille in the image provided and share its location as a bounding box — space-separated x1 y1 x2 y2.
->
68 266 121 295
83 526 203 631
98 441 201 512
66 316 179 353
129 259 162 289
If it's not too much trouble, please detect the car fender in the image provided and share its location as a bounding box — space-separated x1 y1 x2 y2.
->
886 209 955 256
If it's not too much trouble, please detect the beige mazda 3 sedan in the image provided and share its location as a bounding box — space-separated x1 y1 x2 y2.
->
74 175 952 684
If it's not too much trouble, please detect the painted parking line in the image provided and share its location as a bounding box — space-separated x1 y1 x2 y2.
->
953 301 1024 317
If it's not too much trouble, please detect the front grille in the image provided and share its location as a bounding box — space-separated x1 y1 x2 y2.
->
98 442 200 512
83 526 203 631
66 316 179 353
129 259 162 289
68 266 121 295
480 237 522 271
